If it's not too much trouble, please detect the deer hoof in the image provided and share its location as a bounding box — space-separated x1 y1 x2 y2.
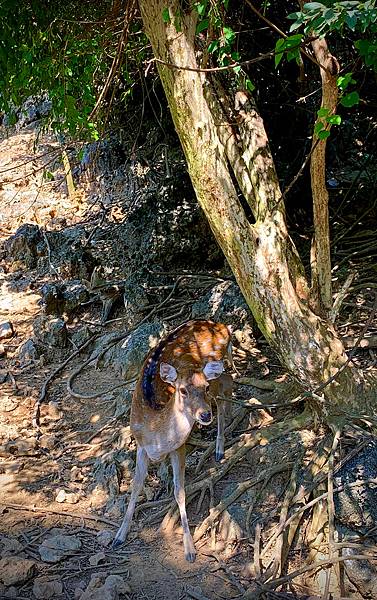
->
111 537 124 550
185 550 197 563
215 451 224 462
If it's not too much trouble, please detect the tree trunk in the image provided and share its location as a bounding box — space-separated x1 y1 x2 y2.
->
309 37 340 318
138 0 374 418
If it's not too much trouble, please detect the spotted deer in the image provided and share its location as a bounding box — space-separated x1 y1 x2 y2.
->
112 320 233 562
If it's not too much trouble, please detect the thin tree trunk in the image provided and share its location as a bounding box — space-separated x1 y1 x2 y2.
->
138 0 373 417
309 38 340 318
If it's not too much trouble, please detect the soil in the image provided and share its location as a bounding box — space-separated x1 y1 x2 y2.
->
0 123 376 600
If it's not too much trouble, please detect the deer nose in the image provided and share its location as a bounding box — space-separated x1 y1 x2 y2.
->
199 411 212 424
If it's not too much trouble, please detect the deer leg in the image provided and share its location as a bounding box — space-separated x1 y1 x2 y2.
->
170 445 196 562
112 445 149 548
215 397 225 462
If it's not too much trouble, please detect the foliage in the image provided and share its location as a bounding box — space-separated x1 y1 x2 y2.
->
287 1 377 73
192 0 255 90
0 0 146 139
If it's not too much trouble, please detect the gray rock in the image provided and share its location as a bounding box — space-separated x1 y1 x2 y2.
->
0 322 13 340
62 280 90 314
17 338 39 364
96 530 114 547
335 441 377 533
39 533 81 563
191 280 250 328
33 577 63 599
39 281 88 317
0 536 23 557
122 276 149 326
71 325 94 347
79 573 131 600
33 315 67 348
93 321 163 379
343 545 377 598
4 224 43 269
0 556 36 585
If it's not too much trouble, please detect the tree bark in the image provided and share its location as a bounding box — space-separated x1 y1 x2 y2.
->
138 0 374 418
309 38 340 318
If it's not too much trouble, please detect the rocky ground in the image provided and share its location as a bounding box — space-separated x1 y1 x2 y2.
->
0 116 377 600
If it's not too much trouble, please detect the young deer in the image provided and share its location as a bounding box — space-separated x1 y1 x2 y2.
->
112 319 233 562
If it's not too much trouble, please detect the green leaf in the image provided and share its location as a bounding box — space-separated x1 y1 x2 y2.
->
196 0 208 16
162 7 170 23
208 40 219 53
318 129 330 139
223 26 235 43
317 107 330 117
274 38 285 67
327 114 342 125
340 91 360 107
245 78 255 92
314 121 325 134
196 19 209 34
303 2 325 10
337 72 356 90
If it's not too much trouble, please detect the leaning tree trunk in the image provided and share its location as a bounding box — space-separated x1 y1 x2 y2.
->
138 0 375 418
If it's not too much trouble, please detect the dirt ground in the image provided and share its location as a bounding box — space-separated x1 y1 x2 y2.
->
1 124 377 600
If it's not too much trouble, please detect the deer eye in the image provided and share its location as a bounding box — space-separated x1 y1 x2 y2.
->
180 387 188 397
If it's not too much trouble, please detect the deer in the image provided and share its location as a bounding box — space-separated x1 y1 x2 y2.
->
112 319 233 562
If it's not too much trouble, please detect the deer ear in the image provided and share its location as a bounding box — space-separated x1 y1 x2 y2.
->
160 362 178 383
203 360 224 380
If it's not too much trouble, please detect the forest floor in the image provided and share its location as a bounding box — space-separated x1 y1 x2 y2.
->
0 124 376 600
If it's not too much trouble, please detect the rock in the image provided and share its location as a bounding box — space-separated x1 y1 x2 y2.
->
0 536 23 557
70 466 84 481
55 489 79 504
0 343 5 358
89 551 106 566
15 94 52 128
0 396 18 412
62 280 89 314
39 280 89 317
80 573 131 600
39 533 81 563
0 370 8 383
17 338 39 365
343 545 377 598
0 322 13 340
96 530 114 547
92 321 163 379
33 315 67 348
33 577 63 599
71 325 94 348
4 224 43 269
122 276 149 326
47 401 62 420
4 586 17 597
335 440 377 533
38 434 57 450
4 437 36 456
191 280 251 329
0 556 36 585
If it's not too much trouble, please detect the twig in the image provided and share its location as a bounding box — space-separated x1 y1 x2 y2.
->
193 463 292 543
261 476 377 559
33 332 100 429
330 272 355 323
326 428 342 596
1 503 117 526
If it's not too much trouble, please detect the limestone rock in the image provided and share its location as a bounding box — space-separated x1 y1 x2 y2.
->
39 533 81 563
0 556 36 585
33 577 63 598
